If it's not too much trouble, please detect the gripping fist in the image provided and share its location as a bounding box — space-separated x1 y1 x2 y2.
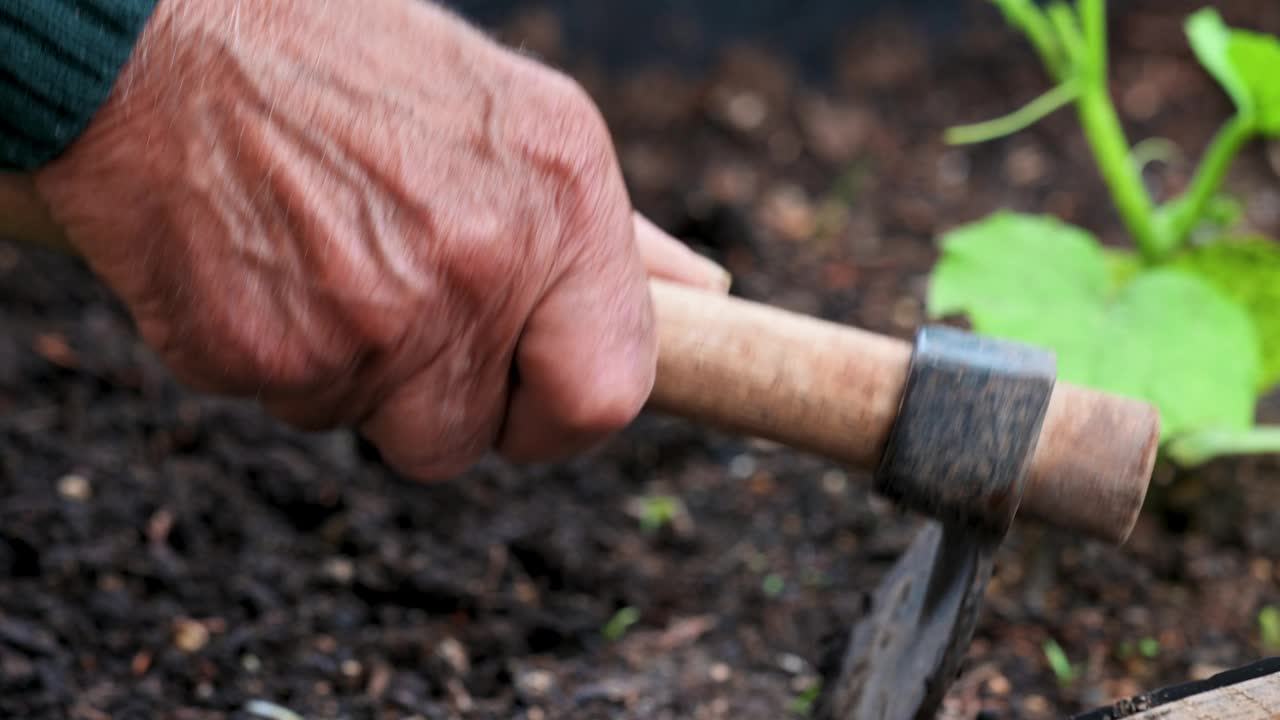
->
19 0 729 479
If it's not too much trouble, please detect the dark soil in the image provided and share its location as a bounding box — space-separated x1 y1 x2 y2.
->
3 1 1280 718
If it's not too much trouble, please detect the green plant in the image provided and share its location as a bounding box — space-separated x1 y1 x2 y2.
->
602 606 640 642
1043 637 1078 685
1260 604 1280 653
789 682 822 716
1138 636 1160 659
929 0 1280 466
1116 635 1161 660
636 494 683 533
762 572 786 597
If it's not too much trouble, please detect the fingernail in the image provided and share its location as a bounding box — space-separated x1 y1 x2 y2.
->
698 256 733 293
714 268 733 292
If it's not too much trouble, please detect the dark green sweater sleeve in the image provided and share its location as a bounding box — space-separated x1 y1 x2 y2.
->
1 0 160 171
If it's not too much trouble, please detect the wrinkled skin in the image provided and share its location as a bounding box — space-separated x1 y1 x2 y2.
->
0 0 729 480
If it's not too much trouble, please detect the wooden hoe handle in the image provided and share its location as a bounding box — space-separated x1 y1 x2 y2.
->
646 279 1160 545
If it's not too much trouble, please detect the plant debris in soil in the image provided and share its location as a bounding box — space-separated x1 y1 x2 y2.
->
3 1 1280 718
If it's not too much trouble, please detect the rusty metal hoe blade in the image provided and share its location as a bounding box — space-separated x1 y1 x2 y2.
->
814 520 999 720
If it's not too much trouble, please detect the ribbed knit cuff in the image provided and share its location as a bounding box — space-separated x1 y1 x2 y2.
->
0 0 160 171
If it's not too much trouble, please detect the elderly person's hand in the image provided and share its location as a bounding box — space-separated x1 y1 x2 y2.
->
1 0 729 480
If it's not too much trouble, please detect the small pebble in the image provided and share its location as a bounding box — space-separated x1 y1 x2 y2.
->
1004 144 1048 186
728 454 757 479
986 673 1011 695
57 474 91 502
340 659 363 679
323 557 355 585
800 95 871 163
726 91 768 132
760 184 816 241
821 469 848 496
778 653 807 675
703 163 759 204
436 636 469 674
195 682 214 700
709 662 731 683
517 669 555 698
34 333 76 367
244 700 305 720
447 677 474 711
527 709 546 720
891 297 921 329
146 509 174 544
1021 694 1051 715
242 654 262 673
1189 663 1227 680
172 618 209 653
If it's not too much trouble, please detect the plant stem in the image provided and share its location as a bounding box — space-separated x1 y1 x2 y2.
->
1078 0 1108 81
945 81 1079 145
1046 2 1086 68
1076 84 1160 260
1068 0 1160 259
1156 114 1255 254
1167 425 1280 466
991 0 1066 78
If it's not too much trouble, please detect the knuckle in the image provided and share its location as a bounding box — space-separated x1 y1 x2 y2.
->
558 360 655 435
518 67 620 183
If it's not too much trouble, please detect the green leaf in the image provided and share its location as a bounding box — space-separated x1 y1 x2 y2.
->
1138 636 1161 659
1228 29 1280 134
1186 8 1280 135
1093 269 1258 438
1043 638 1076 685
1261 605 1280 653
601 607 640 641
789 683 822 717
1172 237 1280 389
927 212 1111 372
928 212 1260 442
1187 9 1252 113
